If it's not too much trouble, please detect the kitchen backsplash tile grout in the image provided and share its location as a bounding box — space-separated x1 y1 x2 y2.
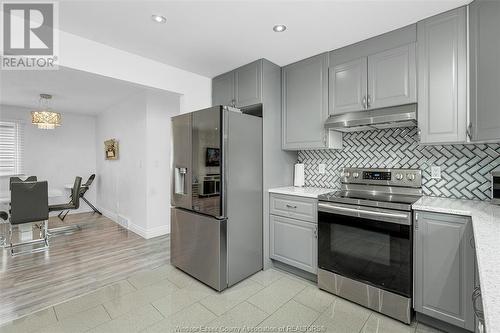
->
297 127 500 201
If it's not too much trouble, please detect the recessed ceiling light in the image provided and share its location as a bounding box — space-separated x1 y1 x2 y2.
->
151 14 167 24
273 24 287 32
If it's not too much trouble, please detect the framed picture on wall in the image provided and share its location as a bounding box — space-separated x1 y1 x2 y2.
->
104 139 119 160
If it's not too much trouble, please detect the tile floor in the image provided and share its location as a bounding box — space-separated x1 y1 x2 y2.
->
0 265 445 333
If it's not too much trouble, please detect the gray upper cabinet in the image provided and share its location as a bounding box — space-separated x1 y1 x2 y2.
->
212 60 262 108
367 43 416 109
469 0 500 142
417 7 467 144
329 24 416 115
329 57 367 115
234 61 262 108
212 71 234 107
414 211 475 331
282 53 341 150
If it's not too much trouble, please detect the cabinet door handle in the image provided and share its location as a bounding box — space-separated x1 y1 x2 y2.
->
470 237 475 249
362 96 367 109
367 95 371 108
286 204 297 209
313 228 318 238
472 286 484 321
467 122 473 141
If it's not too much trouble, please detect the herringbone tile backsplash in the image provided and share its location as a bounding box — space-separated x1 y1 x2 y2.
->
297 127 500 200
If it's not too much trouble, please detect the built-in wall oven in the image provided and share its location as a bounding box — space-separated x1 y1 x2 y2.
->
317 168 422 324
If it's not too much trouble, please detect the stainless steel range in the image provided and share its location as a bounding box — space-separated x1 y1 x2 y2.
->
317 167 422 324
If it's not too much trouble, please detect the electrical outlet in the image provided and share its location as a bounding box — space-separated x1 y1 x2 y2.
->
431 165 441 179
318 164 326 174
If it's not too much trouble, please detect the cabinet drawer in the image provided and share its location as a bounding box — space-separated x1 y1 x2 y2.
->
269 214 317 274
270 194 317 223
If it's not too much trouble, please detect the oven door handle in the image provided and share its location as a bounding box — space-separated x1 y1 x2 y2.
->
318 202 411 225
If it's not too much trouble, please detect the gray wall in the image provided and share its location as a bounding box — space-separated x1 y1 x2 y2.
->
298 127 500 200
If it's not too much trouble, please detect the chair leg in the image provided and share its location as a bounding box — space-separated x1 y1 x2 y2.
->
82 197 102 215
9 223 13 255
48 224 81 235
9 221 49 256
43 221 49 247
57 210 69 221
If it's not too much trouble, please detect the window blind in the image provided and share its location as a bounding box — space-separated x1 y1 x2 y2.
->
0 121 25 177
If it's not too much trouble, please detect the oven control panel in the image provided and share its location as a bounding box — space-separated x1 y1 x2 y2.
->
363 171 391 181
341 168 422 187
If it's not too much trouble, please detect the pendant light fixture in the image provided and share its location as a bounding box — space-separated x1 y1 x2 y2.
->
31 94 62 129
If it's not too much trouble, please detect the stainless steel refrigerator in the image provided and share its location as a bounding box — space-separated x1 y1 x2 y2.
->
171 105 263 291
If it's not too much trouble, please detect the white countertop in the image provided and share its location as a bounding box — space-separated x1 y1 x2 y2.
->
413 196 500 331
268 186 334 198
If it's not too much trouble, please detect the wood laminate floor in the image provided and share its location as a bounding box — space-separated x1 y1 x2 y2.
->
0 213 169 325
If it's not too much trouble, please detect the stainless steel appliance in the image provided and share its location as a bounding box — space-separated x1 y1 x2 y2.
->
171 105 263 291
317 167 422 324
491 170 500 205
324 104 417 132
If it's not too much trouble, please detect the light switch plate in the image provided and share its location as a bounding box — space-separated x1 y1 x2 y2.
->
431 165 441 179
318 163 326 174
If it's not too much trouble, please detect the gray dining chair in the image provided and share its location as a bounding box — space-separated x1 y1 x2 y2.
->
79 174 101 215
9 176 37 190
9 181 49 255
57 174 100 221
48 176 82 233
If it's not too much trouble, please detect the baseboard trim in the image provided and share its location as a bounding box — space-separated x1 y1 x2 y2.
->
128 223 170 239
145 225 170 239
96 206 169 239
97 206 119 224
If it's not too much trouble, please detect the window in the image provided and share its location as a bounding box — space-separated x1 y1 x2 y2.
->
0 121 24 177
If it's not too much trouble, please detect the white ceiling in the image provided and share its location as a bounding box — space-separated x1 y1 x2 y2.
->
0 66 148 114
59 0 472 78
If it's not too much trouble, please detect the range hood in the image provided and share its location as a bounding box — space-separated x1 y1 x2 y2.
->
325 104 417 132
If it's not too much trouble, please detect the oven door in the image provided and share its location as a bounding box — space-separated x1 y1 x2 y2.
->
318 202 412 297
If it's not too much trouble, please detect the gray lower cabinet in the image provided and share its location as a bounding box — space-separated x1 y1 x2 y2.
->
417 7 468 144
270 193 317 223
269 193 318 274
269 214 317 274
473 245 484 333
282 53 341 150
414 211 475 331
212 60 262 108
469 0 500 142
